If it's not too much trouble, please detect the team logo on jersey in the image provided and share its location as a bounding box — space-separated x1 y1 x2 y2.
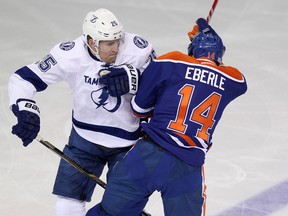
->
91 88 121 112
133 36 148 49
59 41 75 51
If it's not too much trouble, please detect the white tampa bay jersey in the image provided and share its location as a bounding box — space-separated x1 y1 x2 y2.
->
8 33 156 148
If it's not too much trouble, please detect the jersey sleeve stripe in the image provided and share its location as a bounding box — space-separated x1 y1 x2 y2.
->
131 96 154 117
15 66 48 91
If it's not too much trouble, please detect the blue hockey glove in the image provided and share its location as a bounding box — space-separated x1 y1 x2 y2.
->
11 99 40 147
196 18 216 34
188 18 216 42
99 64 139 97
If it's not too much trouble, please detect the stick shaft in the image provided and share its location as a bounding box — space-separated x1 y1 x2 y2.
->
36 135 151 216
36 135 107 188
207 0 219 23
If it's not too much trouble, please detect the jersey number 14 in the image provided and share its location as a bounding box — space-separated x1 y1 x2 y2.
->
168 84 221 142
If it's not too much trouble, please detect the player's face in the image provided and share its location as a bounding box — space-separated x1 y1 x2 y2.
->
98 40 120 64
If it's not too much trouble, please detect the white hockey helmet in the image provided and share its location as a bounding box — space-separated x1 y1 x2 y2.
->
83 8 124 49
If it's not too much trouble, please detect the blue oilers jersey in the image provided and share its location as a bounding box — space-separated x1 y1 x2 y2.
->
9 33 156 148
131 51 247 166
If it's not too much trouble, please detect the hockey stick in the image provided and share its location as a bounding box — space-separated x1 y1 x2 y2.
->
36 135 107 188
36 135 151 216
188 0 219 41
206 0 219 23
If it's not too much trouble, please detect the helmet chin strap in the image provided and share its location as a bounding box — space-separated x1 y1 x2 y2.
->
84 39 103 61
92 47 102 62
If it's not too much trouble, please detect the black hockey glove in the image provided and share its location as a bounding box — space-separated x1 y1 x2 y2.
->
11 99 40 147
99 64 139 97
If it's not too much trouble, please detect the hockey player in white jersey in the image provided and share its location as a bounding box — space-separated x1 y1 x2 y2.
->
8 8 156 216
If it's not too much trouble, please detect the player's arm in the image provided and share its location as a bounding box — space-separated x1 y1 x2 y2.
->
9 66 48 105
8 70 42 146
130 61 164 117
9 46 66 146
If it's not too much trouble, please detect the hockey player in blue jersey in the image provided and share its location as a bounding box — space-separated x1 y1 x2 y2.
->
86 18 247 216
8 8 156 216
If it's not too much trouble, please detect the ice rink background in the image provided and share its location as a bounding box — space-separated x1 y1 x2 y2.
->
1 0 288 215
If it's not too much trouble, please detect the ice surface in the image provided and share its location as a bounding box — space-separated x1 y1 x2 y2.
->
1 0 288 215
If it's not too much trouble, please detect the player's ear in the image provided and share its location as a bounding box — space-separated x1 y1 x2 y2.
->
87 35 94 47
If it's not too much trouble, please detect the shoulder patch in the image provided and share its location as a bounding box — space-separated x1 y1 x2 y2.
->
133 36 148 49
59 41 75 51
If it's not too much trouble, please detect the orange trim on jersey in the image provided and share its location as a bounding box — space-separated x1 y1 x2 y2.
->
202 166 207 216
157 51 199 64
173 132 197 147
132 111 152 118
156 51 244 81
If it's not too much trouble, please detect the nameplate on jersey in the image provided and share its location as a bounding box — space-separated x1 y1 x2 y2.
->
185 66 226 91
